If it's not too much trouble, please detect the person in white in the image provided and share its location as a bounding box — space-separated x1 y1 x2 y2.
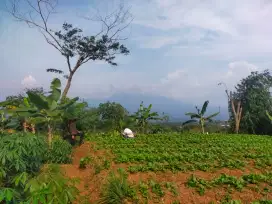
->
122 128 135 138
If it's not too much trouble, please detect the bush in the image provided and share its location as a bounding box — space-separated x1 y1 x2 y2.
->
0 132 47 175
98 168 137 204
25 164 79 204
46 138 72 164
0 132 47 202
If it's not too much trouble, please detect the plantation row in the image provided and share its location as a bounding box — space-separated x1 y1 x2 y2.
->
187 173 272 196
88 133 272 173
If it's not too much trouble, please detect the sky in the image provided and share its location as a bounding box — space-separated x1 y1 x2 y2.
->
1 0 272 110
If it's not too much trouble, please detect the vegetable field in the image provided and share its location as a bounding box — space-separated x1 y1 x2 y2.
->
68 133 272 203
91 133 272 173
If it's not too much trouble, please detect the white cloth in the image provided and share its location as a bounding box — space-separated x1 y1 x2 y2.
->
122 128 134 138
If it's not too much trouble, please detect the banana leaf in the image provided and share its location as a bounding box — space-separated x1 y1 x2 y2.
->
27 92 49 110
200 100 209 115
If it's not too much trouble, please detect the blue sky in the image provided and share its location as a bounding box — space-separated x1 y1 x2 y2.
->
1 0 272 109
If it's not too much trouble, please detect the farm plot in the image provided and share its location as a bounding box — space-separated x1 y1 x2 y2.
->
82 133 272 203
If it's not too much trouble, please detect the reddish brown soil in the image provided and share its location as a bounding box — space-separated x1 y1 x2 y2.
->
61 142 272 204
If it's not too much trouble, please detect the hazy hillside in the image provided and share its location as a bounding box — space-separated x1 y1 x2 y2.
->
86 93 229 122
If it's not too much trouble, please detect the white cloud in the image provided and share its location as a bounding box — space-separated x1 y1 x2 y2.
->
151 61 262 105
135 36 180 49
132 0 272 61
21 75 37 87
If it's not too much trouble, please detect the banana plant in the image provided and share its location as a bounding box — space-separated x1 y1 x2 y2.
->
183 100 220 134
15 78 79 146
131 101 162 133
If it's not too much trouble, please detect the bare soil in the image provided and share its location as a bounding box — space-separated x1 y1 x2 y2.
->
61 142 272 204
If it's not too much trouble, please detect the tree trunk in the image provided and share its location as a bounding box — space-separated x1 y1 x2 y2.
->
61 74 73 102
61 59 81 102
231 99 242 134
48 124 52 148
23 121 27 133
200 120 205 134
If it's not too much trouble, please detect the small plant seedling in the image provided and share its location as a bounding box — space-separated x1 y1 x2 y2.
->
139 181 149 198
165 182 178 196
149 180 164 197
79 156 92 169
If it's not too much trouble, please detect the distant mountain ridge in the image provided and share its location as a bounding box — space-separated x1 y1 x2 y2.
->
85 93 229 122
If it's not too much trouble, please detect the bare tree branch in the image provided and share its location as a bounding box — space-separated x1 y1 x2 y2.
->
81 1 133 42
6 0 63 53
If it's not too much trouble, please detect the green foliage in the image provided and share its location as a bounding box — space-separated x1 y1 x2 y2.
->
164 182 178 196
98 168 137 204
87 133 272 173
187 173 272 196
0 133 47 176
98 101 128 131
0 133 48 202
11 78 79 144
252 200 272 204
46 138 73 164
25 164 79 204
149 180 165 197
131 101 163 133
138 181 149 198
183 100 219 134
187 175 210 195
79 156 92 169
230 70 272 134
53 23 129 65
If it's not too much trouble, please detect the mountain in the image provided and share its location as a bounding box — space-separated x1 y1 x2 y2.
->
86 93 229 122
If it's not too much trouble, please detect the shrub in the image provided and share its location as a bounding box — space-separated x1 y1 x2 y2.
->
98 168 137 204
0 132 47 202
79 156 92 169
25 164 79 204
46 137 72 164
0 132 47 175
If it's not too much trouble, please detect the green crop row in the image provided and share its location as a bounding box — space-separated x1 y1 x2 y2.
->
187 173 272 195
87 133 272 172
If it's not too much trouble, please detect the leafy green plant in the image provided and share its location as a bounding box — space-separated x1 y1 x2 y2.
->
0 133 47 175
165 182 178 196
25 164 79 204
138 181 149 199
149 180 164 197
131 101 162 133
252 200 272 204
183 100 220 134
14 78 79 146
98 168 137 204
79 156 92 169
187 175 210 195
213 174 244 191
0 133 47 202
46 137 73 164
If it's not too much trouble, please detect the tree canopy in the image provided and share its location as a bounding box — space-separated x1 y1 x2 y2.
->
230 70 272 134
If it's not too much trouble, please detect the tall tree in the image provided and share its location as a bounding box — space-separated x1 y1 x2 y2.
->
7 0 132 101
183 100 220 134
218 82 242 134
230 70 272 134
97 101 128 131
